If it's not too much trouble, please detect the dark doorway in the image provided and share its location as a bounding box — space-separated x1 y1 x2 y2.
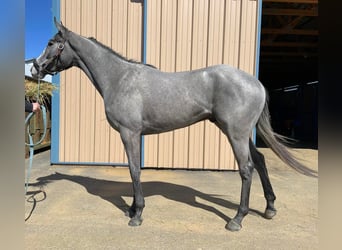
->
258 0 318 149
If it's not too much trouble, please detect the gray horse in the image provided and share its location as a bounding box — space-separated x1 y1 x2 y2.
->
31 18 317 231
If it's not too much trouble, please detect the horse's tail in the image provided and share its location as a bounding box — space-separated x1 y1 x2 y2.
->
256 97 318 178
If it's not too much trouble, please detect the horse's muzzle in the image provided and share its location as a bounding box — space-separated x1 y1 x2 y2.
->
30 59 45 80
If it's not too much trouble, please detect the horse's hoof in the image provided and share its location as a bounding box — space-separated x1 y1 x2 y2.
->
264 208 277 219
225 220 242 231
128 217 143 227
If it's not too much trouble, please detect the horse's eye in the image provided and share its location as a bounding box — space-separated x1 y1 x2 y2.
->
48 41 54 46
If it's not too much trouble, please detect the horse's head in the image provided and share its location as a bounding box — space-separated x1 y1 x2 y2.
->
31 17 74 80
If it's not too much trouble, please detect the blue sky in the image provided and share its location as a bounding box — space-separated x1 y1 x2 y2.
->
25 0 53 59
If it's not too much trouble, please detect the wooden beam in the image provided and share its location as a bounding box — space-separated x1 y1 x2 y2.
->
263 0 317 3
263 8 318 16
261 51 317 57
287 16 306 29
263 16 308 43
260 58 317 64
262 28 318 35
261 41 317 48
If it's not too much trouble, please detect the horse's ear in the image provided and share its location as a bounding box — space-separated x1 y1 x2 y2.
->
54 16 67 35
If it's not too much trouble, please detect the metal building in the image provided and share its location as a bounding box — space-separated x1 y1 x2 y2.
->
51 0 262 170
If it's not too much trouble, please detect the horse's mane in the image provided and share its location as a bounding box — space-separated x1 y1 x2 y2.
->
88 37 156 68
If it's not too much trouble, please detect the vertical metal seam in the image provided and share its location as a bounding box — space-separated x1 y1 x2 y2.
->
157 0 163 167
51 0 61 164
62 0 66 162
205 0 210 68
77 0 82 162
108 0 113 163
172 0 179 168
141 0 148 168
125 0 130 58
255 0 262 79
237 0 243 69
203 0 211 169
107 0 112 162
253 0 263 144
187 0 195 169
92 0 98 161
222 0 227 65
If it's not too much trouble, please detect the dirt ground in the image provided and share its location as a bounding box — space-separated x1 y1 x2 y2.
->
25 148 318 249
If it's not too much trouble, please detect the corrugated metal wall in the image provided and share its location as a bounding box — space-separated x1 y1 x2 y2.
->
59 0 141 164
56 0 260 170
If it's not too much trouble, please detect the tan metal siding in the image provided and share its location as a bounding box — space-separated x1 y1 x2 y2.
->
144 0 258 170
203 0 226 170
59 0 142 164
187 0 209 169
239 0 258 74
110 1 129 164
79 0 97 163
58 0 259 170
60 0 82 162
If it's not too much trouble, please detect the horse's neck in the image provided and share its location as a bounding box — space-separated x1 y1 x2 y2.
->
68 32 126 96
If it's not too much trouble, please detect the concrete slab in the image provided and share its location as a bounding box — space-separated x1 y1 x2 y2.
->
25 148 318 249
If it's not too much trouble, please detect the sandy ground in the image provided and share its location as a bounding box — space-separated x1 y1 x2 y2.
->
25 148 318 249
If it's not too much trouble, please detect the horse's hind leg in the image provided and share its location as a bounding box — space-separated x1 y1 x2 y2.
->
225 135 254 231
249 139 277 219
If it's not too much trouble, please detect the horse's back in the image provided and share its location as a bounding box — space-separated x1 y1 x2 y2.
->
137 63 266 118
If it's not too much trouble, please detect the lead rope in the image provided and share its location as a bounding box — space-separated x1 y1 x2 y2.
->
25 77 48 194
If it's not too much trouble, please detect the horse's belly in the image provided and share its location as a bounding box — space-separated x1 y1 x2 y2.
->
141 105 210 135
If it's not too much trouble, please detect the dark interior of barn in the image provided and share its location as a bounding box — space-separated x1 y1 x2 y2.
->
258 0 318 149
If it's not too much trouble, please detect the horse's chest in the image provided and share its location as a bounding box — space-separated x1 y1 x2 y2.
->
104 94 143 129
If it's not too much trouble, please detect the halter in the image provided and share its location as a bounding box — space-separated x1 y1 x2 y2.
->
33 40 66 76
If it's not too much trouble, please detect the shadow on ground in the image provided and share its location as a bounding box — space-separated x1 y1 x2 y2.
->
29 172 265 223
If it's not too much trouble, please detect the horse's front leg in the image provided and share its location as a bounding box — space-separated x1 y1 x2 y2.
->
120 128 145 226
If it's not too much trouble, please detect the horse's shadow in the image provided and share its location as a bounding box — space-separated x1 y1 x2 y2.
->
31 172 264 223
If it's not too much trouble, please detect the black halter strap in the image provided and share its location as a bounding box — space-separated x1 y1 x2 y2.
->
33 40 66 76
